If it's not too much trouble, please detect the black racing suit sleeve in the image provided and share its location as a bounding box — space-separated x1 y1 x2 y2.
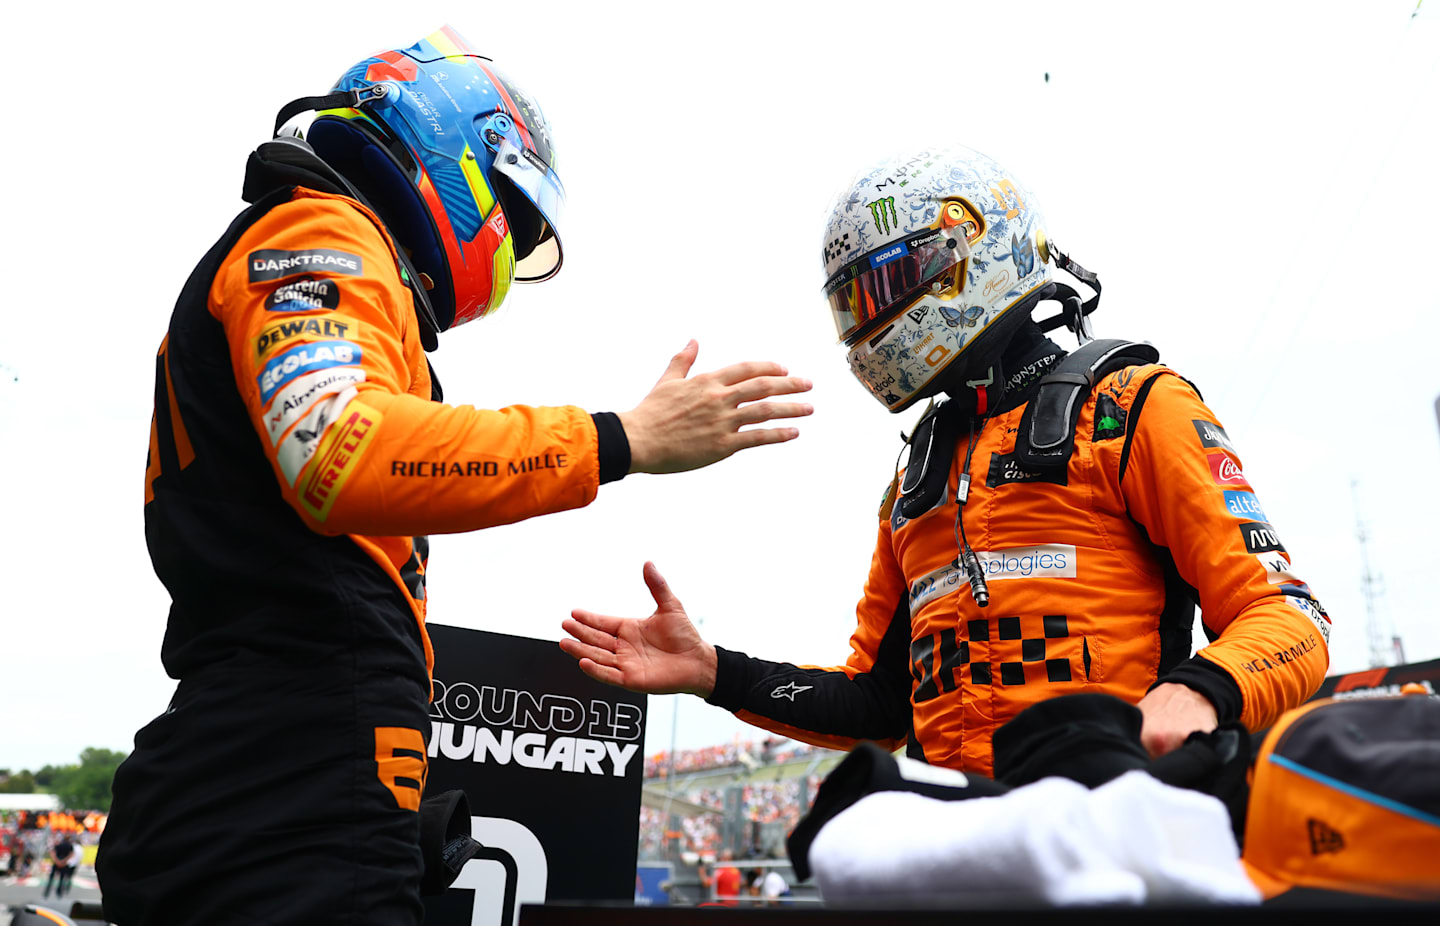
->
703 596 913 742
1155 656 1245 725
590 411 631 485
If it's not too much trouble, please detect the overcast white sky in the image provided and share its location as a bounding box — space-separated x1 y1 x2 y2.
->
1 0 1436 772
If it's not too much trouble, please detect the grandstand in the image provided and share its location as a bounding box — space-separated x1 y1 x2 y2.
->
635 736 843 902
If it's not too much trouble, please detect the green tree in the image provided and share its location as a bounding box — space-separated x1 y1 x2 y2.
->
0 769 36 793
50 749 127 811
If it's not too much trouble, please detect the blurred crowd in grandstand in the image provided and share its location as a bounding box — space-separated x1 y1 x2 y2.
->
638 736 835 862
1 809 105 880
642 736 824 779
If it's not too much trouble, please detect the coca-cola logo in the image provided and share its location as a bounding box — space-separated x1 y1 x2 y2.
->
1207 452 1249 487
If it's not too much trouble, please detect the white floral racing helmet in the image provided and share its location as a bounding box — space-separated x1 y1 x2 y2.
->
821 146 1061 412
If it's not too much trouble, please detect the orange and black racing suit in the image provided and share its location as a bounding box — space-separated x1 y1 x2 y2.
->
706 330 1331 776
98 156 628 925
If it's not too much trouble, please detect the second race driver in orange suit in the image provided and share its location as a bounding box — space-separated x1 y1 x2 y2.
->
97 27 813 926
561 145 1332 776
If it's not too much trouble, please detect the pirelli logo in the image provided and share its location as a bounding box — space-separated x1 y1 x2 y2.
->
300 400 381 521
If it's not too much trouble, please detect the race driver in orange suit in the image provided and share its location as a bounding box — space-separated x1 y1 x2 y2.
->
97 28 812 926
561 146 1331 776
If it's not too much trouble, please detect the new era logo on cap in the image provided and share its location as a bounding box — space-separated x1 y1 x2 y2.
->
1242 694 1440 900
1307 819 1345 856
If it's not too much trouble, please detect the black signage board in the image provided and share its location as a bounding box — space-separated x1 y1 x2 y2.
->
423 624 646 926
1310 657 1440 700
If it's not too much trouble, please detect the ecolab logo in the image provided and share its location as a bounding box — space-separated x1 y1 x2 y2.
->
869 242 909 269
428 680 641 778
257 340 362 404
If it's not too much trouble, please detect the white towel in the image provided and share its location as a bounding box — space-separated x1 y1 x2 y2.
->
808 770 1260 906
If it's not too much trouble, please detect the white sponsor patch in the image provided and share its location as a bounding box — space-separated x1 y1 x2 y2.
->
1256 552 1302 587
895 755 969 788
975 544 1076 580
1286 595 1332 646
265 367 366 445
278 388 356 484
909 544 1076 613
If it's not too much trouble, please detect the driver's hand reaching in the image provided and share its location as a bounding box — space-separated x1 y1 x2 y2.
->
560 562 717 697
618 341 813 475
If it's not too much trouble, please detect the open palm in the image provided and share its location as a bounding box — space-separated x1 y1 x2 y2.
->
560 562 717 697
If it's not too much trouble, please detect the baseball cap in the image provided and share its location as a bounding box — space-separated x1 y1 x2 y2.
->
1241 692 1440 901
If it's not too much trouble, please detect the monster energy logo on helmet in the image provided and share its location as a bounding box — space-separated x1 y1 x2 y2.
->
867 196 898 234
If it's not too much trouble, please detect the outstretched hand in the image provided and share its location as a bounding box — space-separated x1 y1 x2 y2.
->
560 562 717 697
618 341 813 475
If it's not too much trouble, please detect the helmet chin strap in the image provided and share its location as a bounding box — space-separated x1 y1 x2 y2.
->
1036 241 1101 345
272 86 389 138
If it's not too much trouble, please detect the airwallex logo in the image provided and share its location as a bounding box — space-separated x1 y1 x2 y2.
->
428 680 641 778
909 544 1075 611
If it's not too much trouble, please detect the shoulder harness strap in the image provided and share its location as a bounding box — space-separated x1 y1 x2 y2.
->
240 136 443 356
1015 338 1159 471
897 399 964 520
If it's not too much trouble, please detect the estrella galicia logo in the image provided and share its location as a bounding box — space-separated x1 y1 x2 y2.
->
1223 490 1268 521
249 248 363 283
1192 419 1236 453
1239 520 1285 555
986 451 1068 488
258 340 363 405
265 277 342 313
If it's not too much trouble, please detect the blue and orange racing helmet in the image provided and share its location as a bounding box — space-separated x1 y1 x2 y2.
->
285 26 565 330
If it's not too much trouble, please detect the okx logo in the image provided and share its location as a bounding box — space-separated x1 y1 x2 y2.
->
867 196 898 234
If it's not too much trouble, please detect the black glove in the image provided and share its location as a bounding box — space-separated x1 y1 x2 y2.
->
418 788 482 895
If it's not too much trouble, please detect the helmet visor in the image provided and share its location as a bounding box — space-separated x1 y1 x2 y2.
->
824 229 968 342
492 135 566 281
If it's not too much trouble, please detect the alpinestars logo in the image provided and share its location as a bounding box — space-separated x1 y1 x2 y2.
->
428 680 641 778
867 196 898 234
770 682 813 701
248 249 363 283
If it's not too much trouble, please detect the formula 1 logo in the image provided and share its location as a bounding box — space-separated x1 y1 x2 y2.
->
867 196 898 235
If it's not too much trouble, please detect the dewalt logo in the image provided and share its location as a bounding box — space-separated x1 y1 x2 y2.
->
255 317 359 359
867 196 898 235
